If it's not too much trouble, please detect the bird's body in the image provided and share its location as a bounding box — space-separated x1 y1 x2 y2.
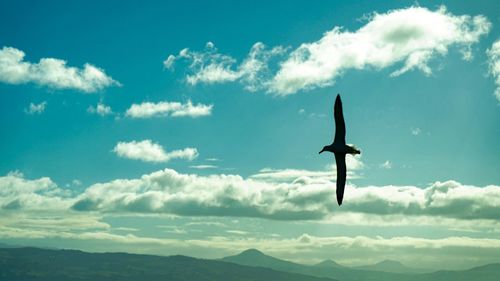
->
319 94 360 206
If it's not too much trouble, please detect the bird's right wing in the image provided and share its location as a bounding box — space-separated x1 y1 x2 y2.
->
333 94 346 145
334 153 346 206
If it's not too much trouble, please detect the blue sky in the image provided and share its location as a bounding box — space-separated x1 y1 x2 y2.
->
1 0 500 270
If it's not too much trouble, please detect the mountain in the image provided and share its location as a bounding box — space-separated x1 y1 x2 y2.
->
223 249 500 281
221 249 307 273
314 259 344 269
222 249 402 281
354 259 430 274
0 247 337 281
423 263 500 281
2 246 498 281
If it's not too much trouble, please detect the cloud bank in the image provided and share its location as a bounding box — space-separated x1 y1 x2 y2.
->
113 140 198 163
166 6 491 95
2 169 499 224
126 100 213 118
68 169 500 222
0 47 120 92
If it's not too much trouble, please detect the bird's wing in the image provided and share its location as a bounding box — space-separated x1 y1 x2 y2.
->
334 153 346 206
333 94 346 145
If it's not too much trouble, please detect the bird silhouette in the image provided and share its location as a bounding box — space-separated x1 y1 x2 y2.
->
319 94 360 205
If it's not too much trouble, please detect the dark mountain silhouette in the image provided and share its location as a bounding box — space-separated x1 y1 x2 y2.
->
0 247 337 281
1 246 499 281
222 249 500 281
221 249 305 272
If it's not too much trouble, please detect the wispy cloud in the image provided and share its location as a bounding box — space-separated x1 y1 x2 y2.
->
380 160 392 169
125 100 212 118
411 127 421 136
0 217 499 269
0 46 120 92
87 102 113 116
165 42 286 92
487 39 500 102
112 140 198 163
189 165 218 170
167 6 490 96
24 101 47 114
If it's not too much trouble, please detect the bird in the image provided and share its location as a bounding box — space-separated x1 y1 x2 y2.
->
319 94 360 205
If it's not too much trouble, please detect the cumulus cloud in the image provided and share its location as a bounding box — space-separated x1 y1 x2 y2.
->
167 6 490 95
87 102 113 116
0 171 73 211
0 46 120 92
487 39 500 102
165 42 286 92
125 100 212 118
67 168 500 223
113 140 198 163
271 6 490 94
24 101 47 114
2 169 500 223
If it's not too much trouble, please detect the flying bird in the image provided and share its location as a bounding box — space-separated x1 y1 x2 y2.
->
319 94 360 205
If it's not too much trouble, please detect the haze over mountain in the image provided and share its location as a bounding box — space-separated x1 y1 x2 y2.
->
222 249 500 281
353 259 431 274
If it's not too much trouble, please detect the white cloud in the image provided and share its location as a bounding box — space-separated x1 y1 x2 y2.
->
190 165 218 169
165 42 286 92
380 160 392 169
0 171 73 211
251 156 363 183
167 6 490 96
2 169 500 224
487 39 500 102
270 6 490 95
411 127 421 135
87 102 112 116
113 140 198 163
205 158 220 162
25 101 47 114
0 46 120 92
67 168 500 223
125 100 212 118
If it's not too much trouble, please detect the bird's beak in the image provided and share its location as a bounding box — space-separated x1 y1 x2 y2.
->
319 148 324 154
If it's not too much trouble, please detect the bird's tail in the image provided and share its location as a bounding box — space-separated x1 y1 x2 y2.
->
348 145 361 155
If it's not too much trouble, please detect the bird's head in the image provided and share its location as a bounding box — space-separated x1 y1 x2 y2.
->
319 146 327 154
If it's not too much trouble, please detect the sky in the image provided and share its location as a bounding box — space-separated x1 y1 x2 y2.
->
0 0 499 271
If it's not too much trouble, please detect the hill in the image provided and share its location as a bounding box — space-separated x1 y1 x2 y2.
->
0 247 337 281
